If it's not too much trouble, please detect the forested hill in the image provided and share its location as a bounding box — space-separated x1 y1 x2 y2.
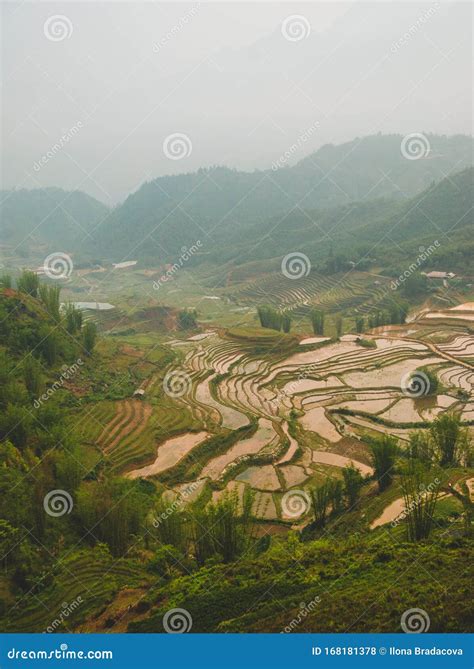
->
90 133 473 260
0 188 109 252
219 167 474 275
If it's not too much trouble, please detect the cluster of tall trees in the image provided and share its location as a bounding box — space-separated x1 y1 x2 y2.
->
368 414 472 540
310 309 325 335
150 490 255 566
307 464 365 531
2 271 97 364
178 309 197 330
367 301 408 328
257 306 291 332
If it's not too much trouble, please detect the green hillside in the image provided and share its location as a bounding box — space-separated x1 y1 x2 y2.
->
90 134 473 261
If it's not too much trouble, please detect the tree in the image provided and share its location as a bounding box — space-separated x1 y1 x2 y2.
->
407 369 438 396
369 435 398 492
402 272 428 298
65 304 83 334
400 464 441 541
257 306 282 331
335 316 343 339
23 355 43 398
82 321 97 355
355 316 364 334
17 270 39 297
342 464 364 508
38 284 61 322
442 479 473 536
282 313 291 333
178 309 197 330
310 309 324 335
191 489 253 565
408 431 434 465
430 413 470 467
0 274 12 289
310 481 332 528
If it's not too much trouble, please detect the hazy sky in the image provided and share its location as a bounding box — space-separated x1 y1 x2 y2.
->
2 1 472 204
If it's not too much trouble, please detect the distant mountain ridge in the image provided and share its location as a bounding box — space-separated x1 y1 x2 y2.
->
0 188 109 254
1 134 472 271
90 133 473 260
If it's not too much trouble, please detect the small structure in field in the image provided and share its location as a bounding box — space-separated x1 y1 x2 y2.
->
424 271 456 279
112 260 137 270
133 388 145 398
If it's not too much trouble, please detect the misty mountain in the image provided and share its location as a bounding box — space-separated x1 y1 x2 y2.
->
90 133 473 261
0 188 109 254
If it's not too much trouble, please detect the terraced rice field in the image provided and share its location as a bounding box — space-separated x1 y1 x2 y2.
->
122 319 471 525
228 271 393 317
73 307 471 525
